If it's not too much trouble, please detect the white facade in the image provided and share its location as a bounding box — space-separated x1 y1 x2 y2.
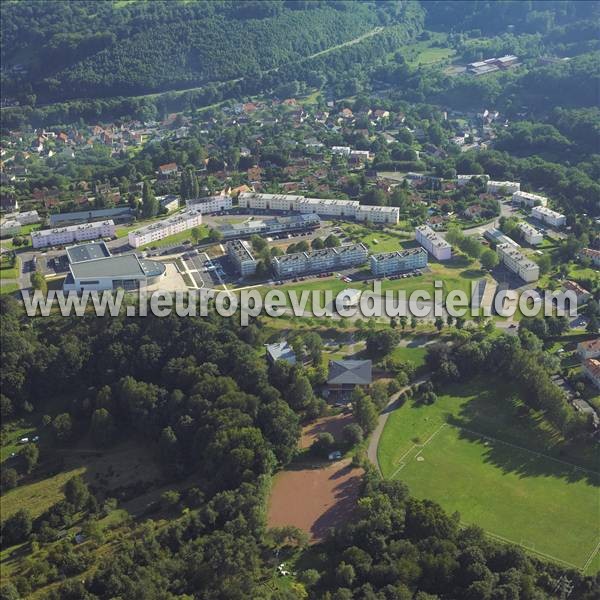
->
186 195 233 214
356 205 400 224
128 210 202 248
415 225 452 260
4 210 41 225
238 192 302 212
518 222 543 245
272 243 368 278
32 220 115 249
297 197 359 218
226 239 257 277
457 174 489 186
496 242 539 282
0 220 21 238
531 206 566 228
370 248 428 276
331 146 351 156
512 191 548 208
486 180 521 194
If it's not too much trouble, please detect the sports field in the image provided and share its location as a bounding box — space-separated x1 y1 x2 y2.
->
377 379 600 572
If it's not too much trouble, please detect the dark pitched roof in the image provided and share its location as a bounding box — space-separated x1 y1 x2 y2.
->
327 360 372 386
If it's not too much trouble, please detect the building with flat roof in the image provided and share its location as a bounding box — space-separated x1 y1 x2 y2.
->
4 210 41 226
265 341 296 366
484 227 520 248
415 225 452 260
238 192 303 212
63 241 166 292
496 242 539 282
356 205 400 224
518 222 543 245
296 197 359 218
327 359 372 392
512 191 548 208
226 239 257 277
159 195 179 213
0 219 21 238
272 243 368 278
531 206 566 228
32 220 115 249
486 180 521 195
48 207 133 226
186 194 233 214
456 174 489 186
128 210 202 248
370 248 428 276
578 339 600 360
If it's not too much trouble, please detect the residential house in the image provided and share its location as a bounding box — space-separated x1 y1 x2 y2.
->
327 359 372 392
577 339 600 360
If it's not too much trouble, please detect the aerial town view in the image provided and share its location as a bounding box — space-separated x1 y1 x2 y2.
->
0 1 598 598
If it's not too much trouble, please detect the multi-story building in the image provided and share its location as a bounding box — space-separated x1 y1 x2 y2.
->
456 174 489 186
496 242 540 282
531 206 566 228
562 280 591 303
355 205 400 225
577 339 600 360
226 239 257 277
218 214 320 240
238 192 302 212
583 358 600 389
31 220 116 249
272 243 368 278
512 191 548 208
4 210 41 226
186 194 233 214
580 248 600 267
127 210 202 248
518 222 543 245
370 248 428 276
331 146 351 156
415 225 452 260
486 180 521 195
296 197 359 218
0 219 21 238
484 227 520 248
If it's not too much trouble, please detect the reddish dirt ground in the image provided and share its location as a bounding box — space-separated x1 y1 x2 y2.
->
299 412 355 449
267 459 364 542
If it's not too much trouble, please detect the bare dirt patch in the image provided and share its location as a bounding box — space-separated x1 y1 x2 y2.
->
267 459 363 542
299 412 355 449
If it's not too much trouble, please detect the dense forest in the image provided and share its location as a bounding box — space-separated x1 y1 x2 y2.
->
1 0 422 102
1 297 599 598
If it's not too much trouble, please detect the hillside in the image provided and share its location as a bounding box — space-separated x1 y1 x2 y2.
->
0 0 423 102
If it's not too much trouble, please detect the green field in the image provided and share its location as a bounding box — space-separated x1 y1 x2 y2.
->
378 378 600 572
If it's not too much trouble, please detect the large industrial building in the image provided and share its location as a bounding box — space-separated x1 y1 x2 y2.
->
31 220 116 249
496 242 540 282
415 225 452 260
272 243 368 278
186 195 233 214
63 241 166 292
226 239 257 277
370 248 428 276
237 191 400 224
128 210 202 248
512 191 548 208
531 206 566 228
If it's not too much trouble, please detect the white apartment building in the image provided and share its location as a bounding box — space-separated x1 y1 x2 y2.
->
512 191 548 208
127 210 202 248
0 220 21 238
496 242 540 282
226 239 257 277
486 180 521 194
296 197 359 218
415 225 452 260
4 210 41 225
331 146 351 156
186 195 233 214
238 192 303 212
370 248 428 277
31 220 115 249
531 206 566 228
518 222 543 245
356 205 400 225
272 243 368 278
457 174 489 186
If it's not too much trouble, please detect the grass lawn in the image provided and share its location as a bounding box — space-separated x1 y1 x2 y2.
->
1 425 36 463
388 343 428 369
139 225 209 250
377 377 600 572
0 282 19 295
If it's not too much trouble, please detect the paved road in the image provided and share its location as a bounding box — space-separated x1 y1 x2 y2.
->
367 373 432 474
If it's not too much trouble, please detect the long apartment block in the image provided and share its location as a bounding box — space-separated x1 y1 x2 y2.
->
415 225 452 260
186 195 233 213
496 242 540 282
531 206 566 228
272 243 368 278
370 248 428 276
512 191 548 208
31 220 115 249
128 210 202 248
237 192 399 224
